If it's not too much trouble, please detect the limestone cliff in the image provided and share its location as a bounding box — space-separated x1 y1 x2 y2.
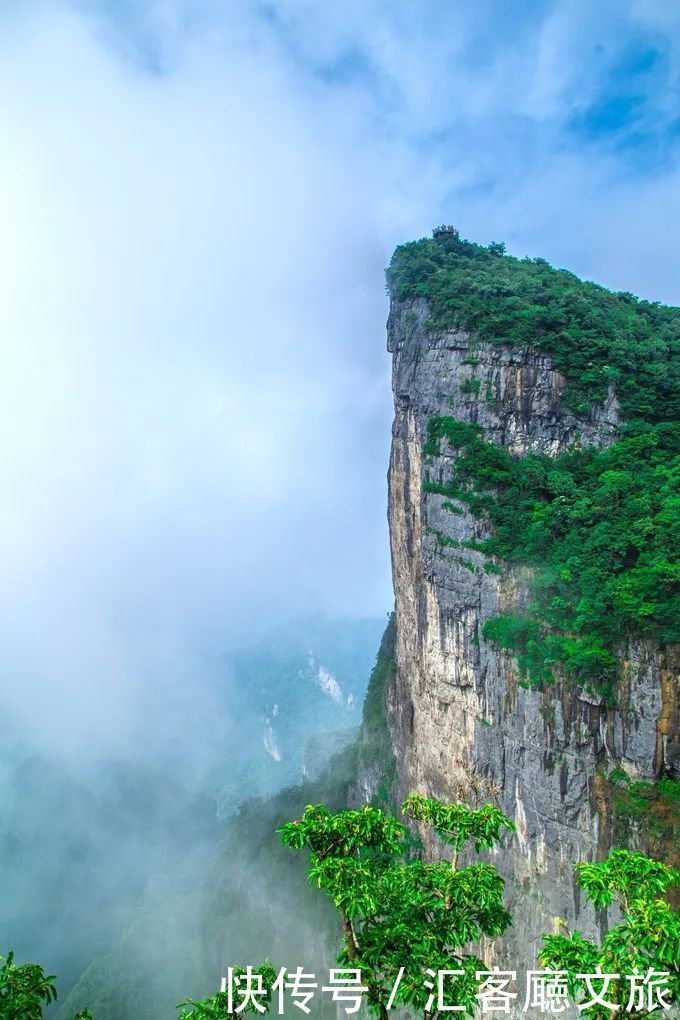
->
374 288 679 970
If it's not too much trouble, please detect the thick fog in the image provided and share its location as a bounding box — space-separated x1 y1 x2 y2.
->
1 4 680 1012
2 0 680 761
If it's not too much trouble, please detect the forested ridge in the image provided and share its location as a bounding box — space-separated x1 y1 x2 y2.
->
387 227 680 421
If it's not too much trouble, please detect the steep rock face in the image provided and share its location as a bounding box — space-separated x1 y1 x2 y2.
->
383 295 679 967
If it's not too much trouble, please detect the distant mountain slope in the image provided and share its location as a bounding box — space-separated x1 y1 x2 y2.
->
0 615 385 1019
212 615 387 812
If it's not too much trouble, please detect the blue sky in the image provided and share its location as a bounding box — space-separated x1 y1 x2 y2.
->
0 0 678 757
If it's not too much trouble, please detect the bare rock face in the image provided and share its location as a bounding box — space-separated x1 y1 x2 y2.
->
381 295 679 970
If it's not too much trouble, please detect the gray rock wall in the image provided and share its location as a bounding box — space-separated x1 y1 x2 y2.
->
377 295 679 971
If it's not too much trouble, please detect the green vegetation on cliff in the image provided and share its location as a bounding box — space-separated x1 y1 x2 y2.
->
393 229 680 696
356 614 397 802
386 227 680 421
608 768 680 867
423 417 680 694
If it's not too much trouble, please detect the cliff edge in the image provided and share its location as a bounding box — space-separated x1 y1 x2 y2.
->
371 229 680 969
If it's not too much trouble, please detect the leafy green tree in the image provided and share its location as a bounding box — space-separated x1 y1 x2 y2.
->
176 963 277 1018
540 849 680 1018
0 951 93 1020
0 952 57 1020
279 794 514 1018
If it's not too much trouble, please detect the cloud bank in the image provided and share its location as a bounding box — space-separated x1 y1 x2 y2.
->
0 0 679 757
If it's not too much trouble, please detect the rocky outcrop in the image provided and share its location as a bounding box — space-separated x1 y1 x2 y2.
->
379 295 679 969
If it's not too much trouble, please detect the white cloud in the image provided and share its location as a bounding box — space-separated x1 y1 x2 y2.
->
0 0 679 757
